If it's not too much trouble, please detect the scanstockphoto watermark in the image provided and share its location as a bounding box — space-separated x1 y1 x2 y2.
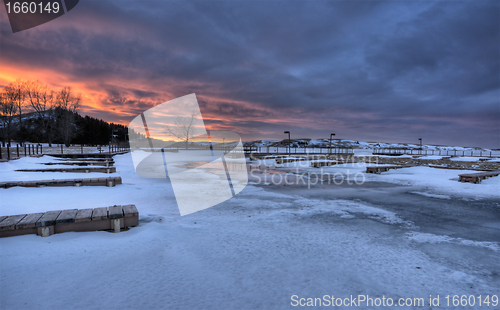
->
249 156 377 187
250 168 366 188
128 93 249 216
128 93 376 215
291 294 427 307
291 295 426 307
291 294 499 307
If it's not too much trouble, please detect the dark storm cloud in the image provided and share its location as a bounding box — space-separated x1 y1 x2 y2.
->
0 0 498 147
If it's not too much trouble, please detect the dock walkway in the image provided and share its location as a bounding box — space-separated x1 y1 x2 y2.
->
458 171 500 184
0 205 138 238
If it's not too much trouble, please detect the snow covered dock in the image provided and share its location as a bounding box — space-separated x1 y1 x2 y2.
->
0 205 139 238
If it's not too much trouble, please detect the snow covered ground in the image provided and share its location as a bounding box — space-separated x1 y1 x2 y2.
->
1 153 499 309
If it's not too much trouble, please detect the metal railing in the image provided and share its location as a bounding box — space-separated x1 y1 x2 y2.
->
243 146 354 155
373 148 500 157
0 143 130 160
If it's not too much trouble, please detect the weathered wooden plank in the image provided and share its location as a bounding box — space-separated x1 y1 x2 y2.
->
42 162 113 166
2 203 136 237
56 209 78 224
459 171 500 178
276 157 308 164
0 176 122 188
75 209 93 223
108 205 124 219
92 207 108 221
458 171 500 184
0 214 27 231
36 211 62 227
56 158 114 162
123 205 138 217
16 213 44 229
366 165 412 174
84 179 105 186
123 205 139 227
15 167 117 173
311 161 339 168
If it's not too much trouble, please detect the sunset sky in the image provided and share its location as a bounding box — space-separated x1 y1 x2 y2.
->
0 0 498 148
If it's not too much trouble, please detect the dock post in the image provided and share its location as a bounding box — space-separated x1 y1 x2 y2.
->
113 219 120 233
41 227 50 237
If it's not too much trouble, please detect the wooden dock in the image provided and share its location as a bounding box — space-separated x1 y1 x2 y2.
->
311 161 340 168
275 155 348 165
0 205 138 238
48 153 122 159
458 171 500 184
366 165 413 174
16 167 116 173
276 157 308 164
55 158 114 162
41 161 114 167
0 176 122 189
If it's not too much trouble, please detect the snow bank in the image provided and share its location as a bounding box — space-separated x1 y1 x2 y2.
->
362 166 500 200
407 232 500 252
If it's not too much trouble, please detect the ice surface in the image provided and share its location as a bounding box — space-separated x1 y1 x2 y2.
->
0 153 499 309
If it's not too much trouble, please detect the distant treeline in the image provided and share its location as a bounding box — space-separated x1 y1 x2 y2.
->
0 79 128 147
19 107 129 146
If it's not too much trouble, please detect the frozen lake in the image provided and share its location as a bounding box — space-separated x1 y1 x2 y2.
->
1 153 499 309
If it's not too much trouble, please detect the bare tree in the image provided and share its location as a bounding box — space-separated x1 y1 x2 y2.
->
0 90 18 147
57 87 81 111
164 111 199 149
4 79 27 145
56 87 81 147
0 94 3 146
25 80 56 146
